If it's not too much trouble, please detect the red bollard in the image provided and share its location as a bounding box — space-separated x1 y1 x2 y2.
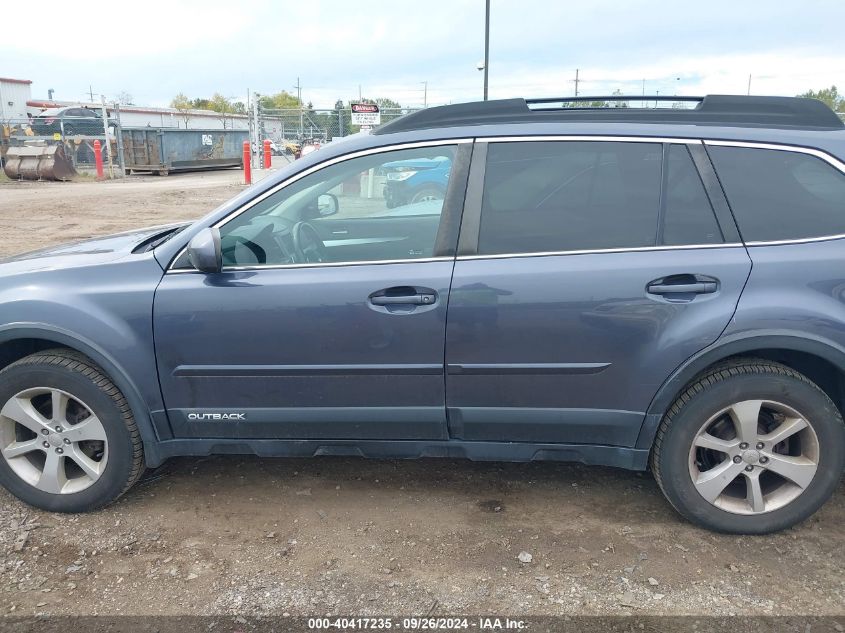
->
93 140 104 180
243 141 251 185
263 139 272 169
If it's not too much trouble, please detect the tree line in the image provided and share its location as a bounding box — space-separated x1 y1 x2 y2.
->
168 91 406 130
797 86 844 112
166 85 844 131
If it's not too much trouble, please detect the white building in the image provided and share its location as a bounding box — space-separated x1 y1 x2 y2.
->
25 99 249 130
0 77 33 122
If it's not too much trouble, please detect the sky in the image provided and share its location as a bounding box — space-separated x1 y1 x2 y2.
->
2 0 844 110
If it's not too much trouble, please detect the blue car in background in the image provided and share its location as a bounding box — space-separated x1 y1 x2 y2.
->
382 156 451 208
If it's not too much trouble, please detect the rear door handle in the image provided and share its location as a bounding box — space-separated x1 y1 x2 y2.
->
647 281 717 295
370 294 436 306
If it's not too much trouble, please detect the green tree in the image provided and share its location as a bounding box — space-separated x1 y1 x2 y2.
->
374 97 402 110
170 92 192 128
259 91 302 110
116 90 134 105
563 99 610 108
208 93 236 128
798 86 844 112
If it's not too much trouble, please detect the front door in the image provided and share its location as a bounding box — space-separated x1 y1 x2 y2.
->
154 141 470 440
445 139 752 446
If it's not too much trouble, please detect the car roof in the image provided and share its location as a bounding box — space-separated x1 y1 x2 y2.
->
376 95 845 134
35 107 98 116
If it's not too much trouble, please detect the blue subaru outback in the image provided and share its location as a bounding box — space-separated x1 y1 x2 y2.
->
1 95 843 534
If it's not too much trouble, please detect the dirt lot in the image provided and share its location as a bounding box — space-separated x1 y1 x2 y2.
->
0 173 842 619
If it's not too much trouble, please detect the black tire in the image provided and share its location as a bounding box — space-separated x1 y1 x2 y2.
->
0 349 144 512
651 359 845 534
409 186 445 204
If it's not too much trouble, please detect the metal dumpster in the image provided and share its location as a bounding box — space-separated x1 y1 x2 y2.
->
122 128 248 175
3 143 77 181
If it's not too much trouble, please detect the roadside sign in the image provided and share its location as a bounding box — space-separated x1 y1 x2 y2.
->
351 103 381 126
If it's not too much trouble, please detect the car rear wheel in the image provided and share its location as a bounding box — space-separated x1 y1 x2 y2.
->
0 350 144 512
651 359 845 533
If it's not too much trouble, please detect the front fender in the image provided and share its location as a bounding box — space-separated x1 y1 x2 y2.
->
0 256 169 465
0 323 167 463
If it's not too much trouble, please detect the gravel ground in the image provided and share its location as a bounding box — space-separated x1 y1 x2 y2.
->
0 172 842 619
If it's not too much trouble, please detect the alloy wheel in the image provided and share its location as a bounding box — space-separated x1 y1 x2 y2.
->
688 399 819 515
0 387 108 494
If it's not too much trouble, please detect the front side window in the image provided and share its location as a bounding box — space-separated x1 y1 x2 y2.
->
708 145 845 242
218 144 457 267
477 141 663 255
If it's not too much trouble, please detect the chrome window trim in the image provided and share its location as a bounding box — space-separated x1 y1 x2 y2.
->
479 135 699 145
167 138 471 273
703 139 845 174
744 234 845 247
456 242 744 262
168 256 455 274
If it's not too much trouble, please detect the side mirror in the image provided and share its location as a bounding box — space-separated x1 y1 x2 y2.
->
317 193 339 217
187 227 222 273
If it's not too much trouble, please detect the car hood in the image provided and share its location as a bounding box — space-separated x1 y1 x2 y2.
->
0 223 189 275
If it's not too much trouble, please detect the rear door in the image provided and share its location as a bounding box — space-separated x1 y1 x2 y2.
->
445 138 752 446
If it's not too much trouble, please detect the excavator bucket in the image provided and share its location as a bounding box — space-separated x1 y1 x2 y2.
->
3 144 76 181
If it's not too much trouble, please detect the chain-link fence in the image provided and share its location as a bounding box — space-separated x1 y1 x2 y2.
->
250 107 421 165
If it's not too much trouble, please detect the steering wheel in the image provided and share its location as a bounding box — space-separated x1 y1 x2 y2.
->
291 221 327 264
224 234 267 265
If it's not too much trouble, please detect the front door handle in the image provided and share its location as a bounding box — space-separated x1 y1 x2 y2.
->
370 294 436 306
369 287 438 309
647 281 717 295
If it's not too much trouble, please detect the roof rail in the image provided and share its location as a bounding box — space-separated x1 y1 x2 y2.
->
374 94 845 135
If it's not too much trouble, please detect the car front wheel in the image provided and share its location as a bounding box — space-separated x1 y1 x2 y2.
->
0 349 144 512
651 359 845 533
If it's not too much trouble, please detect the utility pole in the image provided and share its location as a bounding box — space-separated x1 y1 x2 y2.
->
422 81 428 108
253 92 261 170
113 102 126 176
100 96 114 178
88 85 94 102
294 77 303 138
747 74 752 96
483 0 490 101
574 69 580 97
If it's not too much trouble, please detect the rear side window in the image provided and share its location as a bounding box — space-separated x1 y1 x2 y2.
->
478 141 662 254
708 146 845 242
662 144 723 245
